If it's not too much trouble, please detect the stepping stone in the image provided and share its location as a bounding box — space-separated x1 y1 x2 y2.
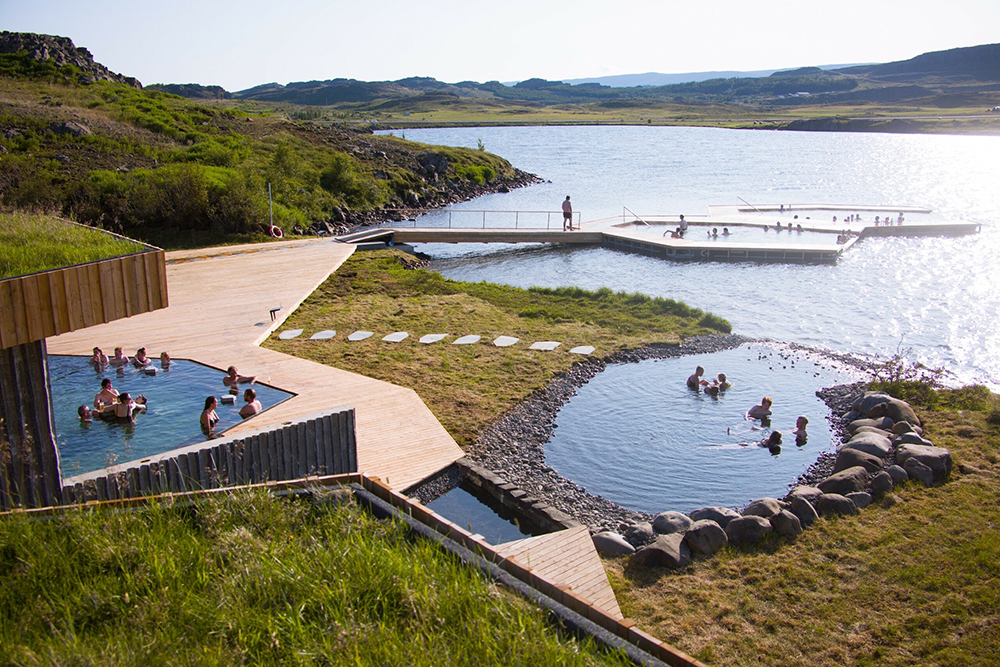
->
419 334 447 344
278 329 303 340
493 336 519 347
570 345 595 355
310 330 336 340
529 341 561 351
382 331 409 342
348 331 374 341
452 335 481 345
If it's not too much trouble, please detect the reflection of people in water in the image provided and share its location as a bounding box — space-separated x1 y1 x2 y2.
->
793 415 808 446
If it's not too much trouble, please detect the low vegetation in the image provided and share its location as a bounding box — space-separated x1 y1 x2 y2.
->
264 249 730 447
603 387 1000 667
0 210 145 278
0 490 631 665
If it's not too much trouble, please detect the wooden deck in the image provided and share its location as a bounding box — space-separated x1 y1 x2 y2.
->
497 525 623 620
47 237 465 491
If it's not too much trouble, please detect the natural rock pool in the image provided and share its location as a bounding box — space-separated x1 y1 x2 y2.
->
544 343 857 514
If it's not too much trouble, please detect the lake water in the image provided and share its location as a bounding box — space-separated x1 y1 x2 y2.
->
378 125 999 511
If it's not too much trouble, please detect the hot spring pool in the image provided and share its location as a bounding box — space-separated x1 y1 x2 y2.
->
544 343 858 514
49 355 295 476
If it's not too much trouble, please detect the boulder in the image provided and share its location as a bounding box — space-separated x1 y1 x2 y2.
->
852 425 892 437
886 465 908 486
816 493 859 516
870 398 920 426
840 432 891 457
818 466 869 495
896 444 952 482
743 498 781 519
895 433 934 447
769 509 803 538
592 531 635 557
630 533 691 569
683 520 728 556
689 506 740 529
625 522 655 545
903 457 935 486
846 492 873 509
870 471 894 497
848 417 895 434
725 515 773 545
789 496 819 527
853 391 893 416
48 120 91 137
417 151 449 175
842 410 862 423
652 511 693 535
788 485 822 503
834 448 884 474
891 421 922 436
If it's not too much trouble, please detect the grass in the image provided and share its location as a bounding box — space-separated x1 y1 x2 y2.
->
602 387 1000 667
264 249 729 448
0 489 632 666
0 210 146 278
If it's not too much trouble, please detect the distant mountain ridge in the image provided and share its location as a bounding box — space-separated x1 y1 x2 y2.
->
560 64 862 88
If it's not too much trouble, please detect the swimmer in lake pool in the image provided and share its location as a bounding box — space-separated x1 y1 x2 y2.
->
746 396 773 420
716 373 732 391
687 366 706 390
793 415 808 446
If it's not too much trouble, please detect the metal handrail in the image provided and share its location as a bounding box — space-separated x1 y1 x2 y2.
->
368 209 583 230
623 206 650 227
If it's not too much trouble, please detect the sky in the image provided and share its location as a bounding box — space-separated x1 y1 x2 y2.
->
3 0 998 91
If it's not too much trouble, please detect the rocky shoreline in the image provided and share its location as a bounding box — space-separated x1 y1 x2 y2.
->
463 334 876 534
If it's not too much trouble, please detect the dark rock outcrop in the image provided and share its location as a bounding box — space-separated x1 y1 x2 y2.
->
0 31 141 87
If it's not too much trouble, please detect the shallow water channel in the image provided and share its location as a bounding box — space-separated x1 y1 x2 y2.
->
544 343 856 513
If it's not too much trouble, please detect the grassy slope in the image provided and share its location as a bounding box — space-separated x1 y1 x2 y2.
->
264 250 729 448
603 391 1000 667
0 210 145 278
0 491 631 666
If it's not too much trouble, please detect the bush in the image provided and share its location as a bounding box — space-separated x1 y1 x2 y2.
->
319 152 388 209
454 164 495 185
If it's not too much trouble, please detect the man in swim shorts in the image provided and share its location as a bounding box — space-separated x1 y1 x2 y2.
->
562 196 573 231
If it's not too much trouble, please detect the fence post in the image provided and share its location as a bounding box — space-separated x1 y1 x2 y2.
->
482 211 486 228
515 211 519 229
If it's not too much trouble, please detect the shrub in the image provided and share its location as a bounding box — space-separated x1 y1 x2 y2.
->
319 152 388 209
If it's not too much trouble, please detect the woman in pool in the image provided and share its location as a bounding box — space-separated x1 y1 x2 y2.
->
716 373 732 390
160 351 171 368
94 378 118 408
132 347 151 368
108 346 130 367
239 388 262 419
112 393 146 421
793 415 808 446
762 430 782 454
90 347 108 367
201 396 220 434
704 380 720 397
223 366 256 387
746 396 773 420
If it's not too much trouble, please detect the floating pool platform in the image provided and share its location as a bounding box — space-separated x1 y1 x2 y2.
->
338 203 980 265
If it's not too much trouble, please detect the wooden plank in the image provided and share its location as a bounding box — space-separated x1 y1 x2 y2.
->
33 274 56 340
19 276 45 342
281 426 294 480
314 415 327 474
132 255 149 314
119 256 136 317
0 282 17 348
8 279 29 347
267 432 279 481
143 252 159 311
98 259 115 323
296 423 308 477
47 271 70 335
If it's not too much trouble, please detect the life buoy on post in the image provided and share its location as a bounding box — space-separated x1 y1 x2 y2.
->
269 225 283 238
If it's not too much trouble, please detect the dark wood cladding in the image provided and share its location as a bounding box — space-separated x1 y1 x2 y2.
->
0 250 168 350
0 340 61 508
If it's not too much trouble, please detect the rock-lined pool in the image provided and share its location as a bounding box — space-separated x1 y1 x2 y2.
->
49 355 295 476
544 343 857 514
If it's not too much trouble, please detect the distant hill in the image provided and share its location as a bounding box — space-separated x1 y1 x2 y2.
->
837 42 1000 82
147 82 230 99
561 64 859 87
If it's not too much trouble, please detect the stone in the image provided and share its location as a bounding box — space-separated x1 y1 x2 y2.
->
790 496 819 527
630 533 691 569
886 465 909 486
816 493 859 516
834 448 884 474
652 511 693 535
896 444 952 482
625 521 655 545
818 466 870 495
870 398 921 426
769 509 803 538
903 457 935 486
891 421 922 436
870 471 894 497
895 433 934 447
852 425 892 437
840 432 892 457
788 485 822 503
683 520 728 556
592 531 636 557
725 515 773 545
853 391 893 416
743 497 781 519
689 506 740 529
846 492 873 509
842 410 862 423
49 120 91 137
848 417 895 434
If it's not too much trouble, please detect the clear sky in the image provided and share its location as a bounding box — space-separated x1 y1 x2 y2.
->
3 0 998 91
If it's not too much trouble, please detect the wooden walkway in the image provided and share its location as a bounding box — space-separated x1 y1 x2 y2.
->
497 525 623 620
47 237 465 491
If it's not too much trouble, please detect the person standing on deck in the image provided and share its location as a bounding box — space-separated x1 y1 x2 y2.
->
562 196 573 231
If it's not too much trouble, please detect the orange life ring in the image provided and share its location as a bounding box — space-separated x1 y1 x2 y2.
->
269 225 283 238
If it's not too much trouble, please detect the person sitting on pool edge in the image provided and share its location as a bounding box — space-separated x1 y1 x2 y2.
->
793 415 808 446
94 378 118 408
223 366 256 387
716 373 732 390
687 366 706 390
747 396 773 419
239 388 262 419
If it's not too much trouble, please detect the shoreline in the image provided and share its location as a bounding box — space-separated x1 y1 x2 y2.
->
462 334 871 534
